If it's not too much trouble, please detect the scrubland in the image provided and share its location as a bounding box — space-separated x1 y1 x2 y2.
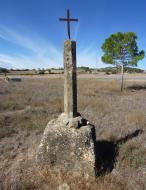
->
0 75 146 190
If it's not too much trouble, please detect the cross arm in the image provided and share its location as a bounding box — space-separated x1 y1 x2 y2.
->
70 19 78 22
59 18 68 21
59 18 78 22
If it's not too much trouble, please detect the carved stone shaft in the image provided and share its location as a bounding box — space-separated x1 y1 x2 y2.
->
64 40 77 118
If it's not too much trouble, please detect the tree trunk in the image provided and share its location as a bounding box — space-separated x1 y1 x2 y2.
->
121 64 124 91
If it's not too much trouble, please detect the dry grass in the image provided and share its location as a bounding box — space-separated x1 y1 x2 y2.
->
0 76 146 189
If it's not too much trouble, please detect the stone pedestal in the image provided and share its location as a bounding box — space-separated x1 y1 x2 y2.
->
64 40 77 118
36 113 97 178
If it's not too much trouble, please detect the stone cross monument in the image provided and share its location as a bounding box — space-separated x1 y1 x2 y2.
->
36 10 97 178
59 9 78 118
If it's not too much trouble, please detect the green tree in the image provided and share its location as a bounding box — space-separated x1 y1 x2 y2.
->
101 32 145 91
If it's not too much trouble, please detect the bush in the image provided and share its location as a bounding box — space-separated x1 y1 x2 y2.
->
0 67 9 73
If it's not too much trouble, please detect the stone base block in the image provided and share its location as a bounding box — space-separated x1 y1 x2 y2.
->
36 113 96 178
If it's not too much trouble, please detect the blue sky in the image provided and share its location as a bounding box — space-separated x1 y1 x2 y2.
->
0 0 146 69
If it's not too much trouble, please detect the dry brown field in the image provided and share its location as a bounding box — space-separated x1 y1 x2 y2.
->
0 74 146 190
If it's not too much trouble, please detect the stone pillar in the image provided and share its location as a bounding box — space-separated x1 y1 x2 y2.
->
64 40 77 118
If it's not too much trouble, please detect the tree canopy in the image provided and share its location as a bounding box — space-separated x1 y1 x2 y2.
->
101 32 145 67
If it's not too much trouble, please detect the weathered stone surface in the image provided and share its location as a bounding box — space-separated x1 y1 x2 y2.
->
58 183 70 190
64 40 77 118
36 113 96 178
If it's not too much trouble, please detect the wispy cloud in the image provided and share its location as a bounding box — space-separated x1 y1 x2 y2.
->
0 26 40 53
78 43 105 68
0 26 63 69
0 53 62 69
0 26 104 69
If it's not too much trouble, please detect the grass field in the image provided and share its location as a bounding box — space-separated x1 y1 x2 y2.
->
0 75 146 190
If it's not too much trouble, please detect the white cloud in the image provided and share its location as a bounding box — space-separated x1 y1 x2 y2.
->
0 26 105 69
0 53 63 69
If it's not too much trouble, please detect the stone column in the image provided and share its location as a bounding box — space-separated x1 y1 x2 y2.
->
64 40 77 118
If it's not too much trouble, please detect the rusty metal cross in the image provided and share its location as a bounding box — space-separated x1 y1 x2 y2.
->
59 9 78 40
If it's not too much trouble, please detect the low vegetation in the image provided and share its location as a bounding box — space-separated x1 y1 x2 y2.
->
0 66 145 76
0 76 146 189
97 66 144 74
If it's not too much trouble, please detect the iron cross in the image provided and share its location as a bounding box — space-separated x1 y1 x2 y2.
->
59 9 78 40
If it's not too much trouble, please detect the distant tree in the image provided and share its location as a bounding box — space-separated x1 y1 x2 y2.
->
46 69 51 73
0 67 9 79
38 68 45 74
101 32 145 91
0 67 9 73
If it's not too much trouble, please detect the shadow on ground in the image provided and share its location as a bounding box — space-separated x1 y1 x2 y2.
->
127 85 146 90
95 129 143 176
